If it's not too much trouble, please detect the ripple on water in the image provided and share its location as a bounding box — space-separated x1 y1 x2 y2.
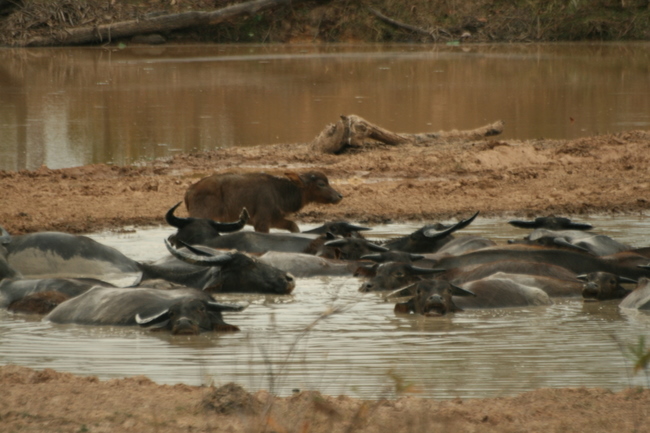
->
2 216 650 398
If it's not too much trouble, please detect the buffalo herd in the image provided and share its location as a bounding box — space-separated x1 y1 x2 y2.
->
2 170 650 335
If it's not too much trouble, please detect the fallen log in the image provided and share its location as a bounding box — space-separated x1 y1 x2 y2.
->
311 115 504 154
18 0 314 47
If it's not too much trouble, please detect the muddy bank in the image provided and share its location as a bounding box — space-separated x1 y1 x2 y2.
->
1 130 649 235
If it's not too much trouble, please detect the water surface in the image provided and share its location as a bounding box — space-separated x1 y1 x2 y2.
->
1 42 649 171
2 216 650 399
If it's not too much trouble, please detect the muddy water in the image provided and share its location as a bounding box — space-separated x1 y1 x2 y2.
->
2 216 650 399
1 43 650 171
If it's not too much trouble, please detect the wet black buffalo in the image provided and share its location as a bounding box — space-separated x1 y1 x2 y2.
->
1 227 295 295
184 171 343 233
45 287 246 334
508 216 593 231
578 272 637 301
393 274 552 315
381 211 490 254
359 262 445 292
160 239 295 294
0 277 115 314
166 201 250 248
511 229 631 256
166 199 371 254
426 245 650 281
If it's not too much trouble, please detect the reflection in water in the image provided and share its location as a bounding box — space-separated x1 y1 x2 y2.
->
1 43 650 170
1 216 650 399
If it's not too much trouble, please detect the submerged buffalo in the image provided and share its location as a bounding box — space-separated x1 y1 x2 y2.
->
381 212 488 254
184 171 343 233
579 272 637 301
45 287 245 334
0 277 116 314
394 273 552 315
508 216 593 231
0 227 295 295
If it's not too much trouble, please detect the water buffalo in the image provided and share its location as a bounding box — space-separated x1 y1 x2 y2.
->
45 287 245 334
166 201 249 247
1 277 115 314
424 245 650 281
619 278 650 310
381 212 486 253
257 251 361 277
167 198 369 253
508 216 593 231
161 239 295 294
512 229 631 256
1 227 295 295
393 274 552 315
578 272 637 301
184 171 343 233
359 262 445 292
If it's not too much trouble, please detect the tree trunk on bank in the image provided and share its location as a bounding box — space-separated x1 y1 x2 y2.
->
19 0 314 47
311 115 505 154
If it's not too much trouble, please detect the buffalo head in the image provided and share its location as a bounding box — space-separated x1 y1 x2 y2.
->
578 272 636 301
164 239 296 295
394 279 476 316
136 298 244 335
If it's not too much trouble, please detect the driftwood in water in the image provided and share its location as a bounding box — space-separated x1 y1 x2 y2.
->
19 0 313 47
311 115 505 154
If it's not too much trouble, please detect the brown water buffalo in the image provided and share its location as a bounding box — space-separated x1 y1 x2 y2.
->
184 171 343 233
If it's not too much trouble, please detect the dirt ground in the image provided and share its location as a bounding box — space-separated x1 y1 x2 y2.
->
2 129 650 432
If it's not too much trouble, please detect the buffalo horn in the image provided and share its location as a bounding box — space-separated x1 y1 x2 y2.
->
360 252 425 263
165 202 249 233
207 301 247 312
423 211 479 239
0 225 11 244
450 283 477 297
324 239 390 252
135 309 170 327
164 238 234 266
407 265 446 275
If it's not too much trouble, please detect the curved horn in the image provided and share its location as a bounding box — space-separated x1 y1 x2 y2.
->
207 207 249 233
407 265 446 275
423 211 479 239
619 276 638 284
135 309 170 327
164 238 234 266
324 239 351 248
0 225 11 245
165 202 192 229
450 283 477 297
207 301 247 312
508 219 538 229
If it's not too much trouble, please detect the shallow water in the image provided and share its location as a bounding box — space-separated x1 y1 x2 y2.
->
1 42 650 171
2 215 650 399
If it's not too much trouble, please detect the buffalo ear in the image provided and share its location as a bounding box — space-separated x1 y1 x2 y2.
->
135 309 170 328
285 172 304 186
354 264 377 278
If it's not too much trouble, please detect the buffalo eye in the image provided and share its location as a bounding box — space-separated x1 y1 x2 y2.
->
317 180 326 187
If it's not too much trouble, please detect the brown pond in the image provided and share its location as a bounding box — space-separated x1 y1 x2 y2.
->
1 42 649 171
2 216 650 399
